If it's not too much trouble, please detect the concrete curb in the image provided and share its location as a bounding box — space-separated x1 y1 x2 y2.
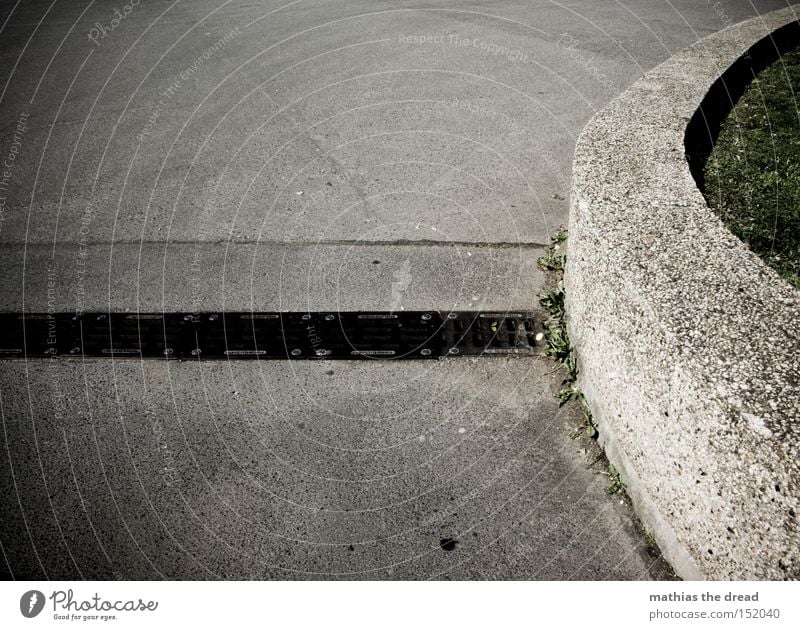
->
565 6 800 580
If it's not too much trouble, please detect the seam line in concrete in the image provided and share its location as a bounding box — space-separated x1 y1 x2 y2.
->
0 240 549 249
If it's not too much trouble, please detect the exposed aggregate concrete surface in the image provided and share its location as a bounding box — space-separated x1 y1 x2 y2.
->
565 6 800 580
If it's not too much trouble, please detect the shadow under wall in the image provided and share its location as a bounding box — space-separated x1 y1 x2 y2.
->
684 19 800 191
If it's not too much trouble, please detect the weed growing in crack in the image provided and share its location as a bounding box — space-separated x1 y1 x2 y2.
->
537 229 596 438
537 227 568 271
539 285 565 321
606 465 625 495
562 388 597 439
537 236 673 575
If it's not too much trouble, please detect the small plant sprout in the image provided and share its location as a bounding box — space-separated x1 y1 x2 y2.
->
537 229 596 441
606 465 625 495
537 227 568 272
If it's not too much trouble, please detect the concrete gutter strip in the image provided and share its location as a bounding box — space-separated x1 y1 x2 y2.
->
565 6 800 580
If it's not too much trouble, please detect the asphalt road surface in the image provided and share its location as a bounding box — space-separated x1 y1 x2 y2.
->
0 0 789 580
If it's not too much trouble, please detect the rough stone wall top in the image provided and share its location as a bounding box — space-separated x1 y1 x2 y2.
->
565 6 800 579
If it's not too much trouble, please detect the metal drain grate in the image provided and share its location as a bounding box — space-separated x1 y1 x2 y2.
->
0 311 539 360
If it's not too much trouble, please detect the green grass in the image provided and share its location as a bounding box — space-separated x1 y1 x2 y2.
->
704 48 800 289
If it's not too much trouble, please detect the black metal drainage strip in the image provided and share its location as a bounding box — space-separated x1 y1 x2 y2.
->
0 311 540 360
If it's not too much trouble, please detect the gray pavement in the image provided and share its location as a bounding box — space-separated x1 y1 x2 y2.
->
0 0 789 580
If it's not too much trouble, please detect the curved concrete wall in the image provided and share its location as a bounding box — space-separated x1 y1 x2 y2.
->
565 6 800 580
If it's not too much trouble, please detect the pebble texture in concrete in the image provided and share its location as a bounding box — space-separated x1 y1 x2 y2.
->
565 6 800 580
